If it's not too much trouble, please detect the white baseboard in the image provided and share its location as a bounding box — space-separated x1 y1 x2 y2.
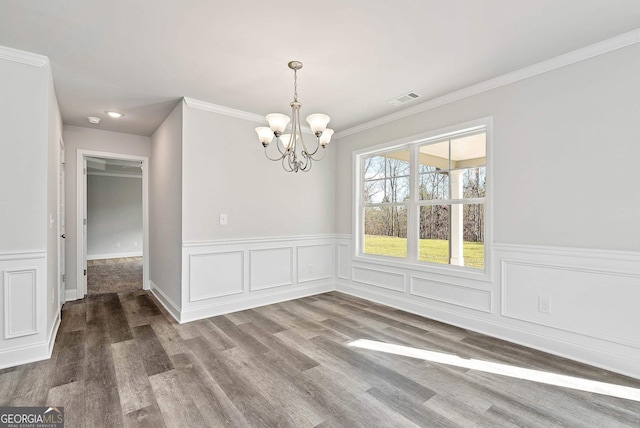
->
150 281 181 323
87 252 143 260
0 315 60 370
180 281 334 323
65 288 80 302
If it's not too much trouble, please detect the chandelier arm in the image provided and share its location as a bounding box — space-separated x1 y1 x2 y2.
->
275 136 289 156
299 150 313 172
306 145 327 162
264 137 289 161
281 157 294 172
264 147 286 162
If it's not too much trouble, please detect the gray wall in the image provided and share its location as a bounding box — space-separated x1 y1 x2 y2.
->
46 63 63 331
63 125 151 292
149 103 183 306
87 175 142 258
0 57 48 253
335 43 640 252
182 104 336 242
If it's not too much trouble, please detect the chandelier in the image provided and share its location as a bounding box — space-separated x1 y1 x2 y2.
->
255 61 334 172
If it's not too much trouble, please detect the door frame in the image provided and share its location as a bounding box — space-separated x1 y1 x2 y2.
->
58 138 65 309
76 149 150 298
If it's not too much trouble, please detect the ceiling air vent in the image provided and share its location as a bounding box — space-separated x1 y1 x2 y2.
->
386 91 421 106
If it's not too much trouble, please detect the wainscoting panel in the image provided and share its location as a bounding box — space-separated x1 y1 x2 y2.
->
3 268 37 339
297 244 333 283
337 242 350 280
352 265 405 292
180 236 335 323
410 276 491 313
250 247 293 291
502 259 640 348
0 251 51 370
337 237 640 379
189 251 243 302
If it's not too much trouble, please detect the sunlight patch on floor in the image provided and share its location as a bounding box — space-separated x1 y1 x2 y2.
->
348 339 640 402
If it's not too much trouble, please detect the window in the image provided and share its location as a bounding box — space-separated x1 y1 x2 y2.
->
356 120 489 272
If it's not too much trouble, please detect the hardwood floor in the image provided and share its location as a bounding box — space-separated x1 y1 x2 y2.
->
87 257 143 295
1 290 639 427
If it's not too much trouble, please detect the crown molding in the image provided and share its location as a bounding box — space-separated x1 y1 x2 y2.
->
335 28 640 139
183 97 265 123
0 45 48 67
183 97 314 135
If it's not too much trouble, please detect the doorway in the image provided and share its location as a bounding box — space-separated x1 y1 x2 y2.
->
76 150 149 298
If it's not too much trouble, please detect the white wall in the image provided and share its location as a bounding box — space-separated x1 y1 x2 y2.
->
63 125 151 294
87 174 142 258
0 47 61 368
334 43 640 378
149 103 183 313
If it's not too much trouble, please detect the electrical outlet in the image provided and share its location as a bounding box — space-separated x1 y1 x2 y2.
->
116 242 121 248
538 296 551 314
307 264 314 274
220 214 228 225
133 241 138 247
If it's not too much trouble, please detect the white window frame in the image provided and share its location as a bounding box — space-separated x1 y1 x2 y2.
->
353 117 493 282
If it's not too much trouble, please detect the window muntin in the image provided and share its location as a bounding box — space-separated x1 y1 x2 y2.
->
359 125 487 271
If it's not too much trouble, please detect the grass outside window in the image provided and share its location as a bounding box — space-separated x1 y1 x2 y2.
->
364 235 484 268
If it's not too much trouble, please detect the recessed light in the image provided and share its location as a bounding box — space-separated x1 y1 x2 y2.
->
87 116 101 124
106 111 124 118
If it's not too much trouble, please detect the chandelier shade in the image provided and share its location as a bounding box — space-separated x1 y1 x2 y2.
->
256 61 333 173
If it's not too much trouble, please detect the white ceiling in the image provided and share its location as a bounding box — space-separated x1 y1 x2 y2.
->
2 1 640 137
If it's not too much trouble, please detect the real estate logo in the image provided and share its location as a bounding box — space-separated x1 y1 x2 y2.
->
0 407 64 428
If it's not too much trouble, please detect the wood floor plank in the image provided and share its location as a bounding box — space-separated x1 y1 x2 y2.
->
186 336 295 427
303 364 420 428
131 324 174 376
9 359 54 406
103 293 134 343
238 321 319 371
311 334 437 402
222 346 321 427
47 381 86 428
208 315 270 356
50 330 85 387
169 351 249 427
84 337 125 427
111 339 157 414
2 290 639 427
148 369 207 428
58 300 87 333
147 314 186 356
367 386 458 428
123 403 167 428
193 318 237 351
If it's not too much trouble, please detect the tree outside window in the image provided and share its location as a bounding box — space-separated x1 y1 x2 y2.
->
359 127 487 270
